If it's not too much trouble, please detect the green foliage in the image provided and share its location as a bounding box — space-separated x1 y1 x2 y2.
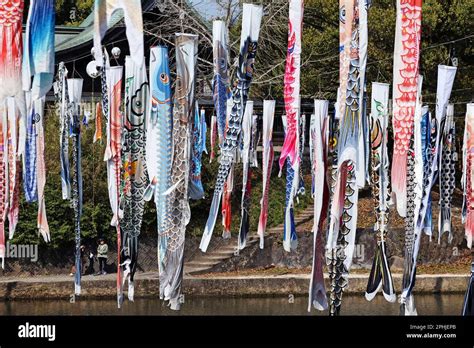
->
55 0 94 26
301 0 473 105
224 0 472 103
11 105 114 250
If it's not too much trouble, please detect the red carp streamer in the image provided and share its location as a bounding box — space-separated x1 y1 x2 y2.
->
0 0 24 101
279 0 303 171
464 104 474 249
221 169 233 239
391 0 422 217
210 115 217 163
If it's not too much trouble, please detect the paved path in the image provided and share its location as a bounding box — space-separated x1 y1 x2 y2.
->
0 272 469 300
0 272 158 283
0 206 316 287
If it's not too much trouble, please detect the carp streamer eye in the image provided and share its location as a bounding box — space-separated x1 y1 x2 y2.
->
160 73 169 84
339 5 346 24
219 57 226 69
130 83 147 118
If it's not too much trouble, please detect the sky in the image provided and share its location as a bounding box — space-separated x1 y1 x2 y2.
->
66 1 233 22
188 0 240 20
189 0 220 18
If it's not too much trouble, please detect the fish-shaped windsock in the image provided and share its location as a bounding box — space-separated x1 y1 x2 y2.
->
238 101 254 250
257 100 275 249
416 65 457 236
280 0 304 253
221 99 234 239
103 65 124 307
94 102 103 143
391 0 422 218
400 75 424 316
159 33 198 310
0 101 8 268
6 98 21 239
189 104 206 200
55 63 71 200
210 115 217 162
279 0 304 171
200 4 263 252
0 0 24 101
144 46 173 282
326 0 367 316
67 78 84 295
22 0 55 100
120 56 149 303
356 0 370 188
35 97 50 243
23 92 37 203
104 66 123 227
438 104 456 243
365 82 396 303
462 103 474 249
308 100 329 312
94 0 144 67
212 20 231 148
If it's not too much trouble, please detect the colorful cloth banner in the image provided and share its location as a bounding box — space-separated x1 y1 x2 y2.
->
391 0 422 217
308 100 329 312
210 115 217 162
104 65 123 307
23 93 37 203
462 103 474 249
161 33 197 310
144 46 173 285
67 78 84 295
200 4 263 252
326 0 362 316
400 75 424 316
94 102 103 143
282 115 298 252
22 0 55 100
257 100 275 249
438 104 456 243
0 0 24 101
35 97 50 243
0 100 8 267
189 104 206 200
250 114 259 168
279 0 304 171
212 20 231 148
221 99 234 239
55 63 71 200
365 82 396 303
416 65 457 236
94 0 144 67
238 101 253 250
462 104 474 316
120 56 149 303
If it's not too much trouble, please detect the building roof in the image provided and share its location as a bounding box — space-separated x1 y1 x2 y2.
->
55 0 211 54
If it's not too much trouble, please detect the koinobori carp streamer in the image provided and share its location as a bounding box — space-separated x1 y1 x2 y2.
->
200 4 263 252
391 0 422 218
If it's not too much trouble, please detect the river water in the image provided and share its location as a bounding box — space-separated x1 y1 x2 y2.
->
0 294 465 315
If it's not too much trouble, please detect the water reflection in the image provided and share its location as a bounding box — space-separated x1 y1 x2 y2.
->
0 294 464 316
